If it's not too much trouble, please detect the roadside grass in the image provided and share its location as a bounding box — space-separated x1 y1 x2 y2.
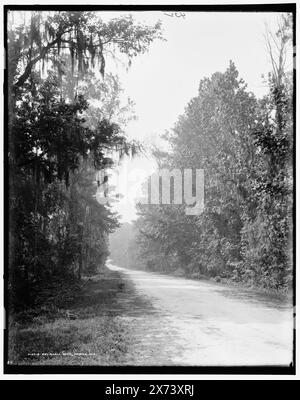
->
8 268 137 365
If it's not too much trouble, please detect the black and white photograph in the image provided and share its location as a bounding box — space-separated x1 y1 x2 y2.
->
2 3 296 375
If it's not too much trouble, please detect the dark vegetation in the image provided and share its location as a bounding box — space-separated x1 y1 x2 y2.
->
8 11 162 311
7 10 163 364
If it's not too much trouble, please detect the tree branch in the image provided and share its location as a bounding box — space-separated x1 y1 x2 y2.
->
14 37 60 89
13 27 74 89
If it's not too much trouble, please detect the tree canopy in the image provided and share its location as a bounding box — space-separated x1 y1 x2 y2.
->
128 15 293 290
7 10 163 308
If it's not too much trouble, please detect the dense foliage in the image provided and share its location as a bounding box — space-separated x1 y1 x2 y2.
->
8 11 162 309
118 16 293 291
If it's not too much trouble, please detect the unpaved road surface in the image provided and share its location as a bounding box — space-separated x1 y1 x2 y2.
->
108 263 293 366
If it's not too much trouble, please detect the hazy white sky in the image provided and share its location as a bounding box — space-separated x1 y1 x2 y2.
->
103 11 291 222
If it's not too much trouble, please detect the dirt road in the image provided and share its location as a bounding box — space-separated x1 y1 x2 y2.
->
108 263 294 366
